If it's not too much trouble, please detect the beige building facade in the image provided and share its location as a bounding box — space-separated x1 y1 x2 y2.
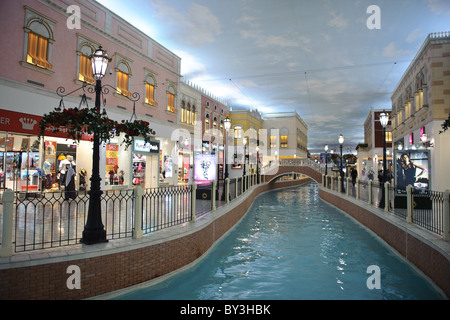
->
262 111 308 161
390 32 450 191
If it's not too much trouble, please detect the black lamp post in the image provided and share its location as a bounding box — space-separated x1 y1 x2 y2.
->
223 117 231 180
338 134 345 193
242 136 247 191
80 47 111 245
379 111 389 209
324 144 328 176
221 117 231 201
256 145 260 184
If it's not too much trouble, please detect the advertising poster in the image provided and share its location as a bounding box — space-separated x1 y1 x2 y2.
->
394 150 431 208
320 152 332 165
395 150 430 193
44 140 57 172
183 156 190 180
106 144 119 175
194 153 217 185
164 155 173 178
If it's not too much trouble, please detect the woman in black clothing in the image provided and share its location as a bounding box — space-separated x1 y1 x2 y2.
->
397 153 427 188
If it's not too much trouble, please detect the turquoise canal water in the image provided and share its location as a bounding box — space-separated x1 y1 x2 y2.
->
115 183 444 300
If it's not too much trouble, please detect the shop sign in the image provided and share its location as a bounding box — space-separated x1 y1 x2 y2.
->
133 138 160 154
0 109 92 140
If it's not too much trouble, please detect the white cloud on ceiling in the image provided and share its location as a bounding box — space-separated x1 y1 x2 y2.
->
151 0 222 46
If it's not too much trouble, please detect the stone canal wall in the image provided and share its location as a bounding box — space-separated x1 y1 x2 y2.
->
319 187 450 298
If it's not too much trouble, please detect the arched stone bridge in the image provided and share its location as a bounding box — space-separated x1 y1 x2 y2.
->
262 160 323 184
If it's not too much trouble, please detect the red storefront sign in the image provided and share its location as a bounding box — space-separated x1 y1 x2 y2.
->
0 109 92 140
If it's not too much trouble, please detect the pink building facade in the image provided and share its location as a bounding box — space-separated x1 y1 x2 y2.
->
0 0 184 191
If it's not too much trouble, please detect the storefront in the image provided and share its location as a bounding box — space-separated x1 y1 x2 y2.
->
0 109 162 193
0 132 41 192
0 109 92 193
157 137 194 186
131 138 160 189
177 140 193 184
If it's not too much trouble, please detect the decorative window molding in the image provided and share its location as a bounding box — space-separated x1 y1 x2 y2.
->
21 6 56 74
76 37 98 84
205 113 210 133
280 128 288 148
180 101 195 125
234 125 242 139
144 70 158 107
191 104 197 125
115 54 133 98
213 116 218 132
166 82 177 113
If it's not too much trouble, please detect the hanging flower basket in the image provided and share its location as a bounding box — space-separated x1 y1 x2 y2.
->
39 106 155 148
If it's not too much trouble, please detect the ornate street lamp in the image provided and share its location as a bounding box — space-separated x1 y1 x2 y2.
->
223 117 231 180
256 145 260 184
242 136 247 191
379 111 389 209
39 46 154 245
324 144 329 176
80 47 112 245
242 137 247 176
221 117 231 201
338 134 345 193
91 46 110 80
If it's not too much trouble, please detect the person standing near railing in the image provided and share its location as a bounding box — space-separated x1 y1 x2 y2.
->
351 168 357 187
65 160 76 200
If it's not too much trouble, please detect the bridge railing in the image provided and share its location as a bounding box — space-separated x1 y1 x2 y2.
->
262 158 325 176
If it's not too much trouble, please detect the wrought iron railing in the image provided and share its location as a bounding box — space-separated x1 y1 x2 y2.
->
323 174 448 237
3 161 446 255
142 185 191 234
1 170 311 254
11 189 135 252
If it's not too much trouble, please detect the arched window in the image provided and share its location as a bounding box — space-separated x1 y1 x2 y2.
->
191 105 196 124
186 103 192 124
145 73 157 106
181 100 186 123
116 60 132 98
167 84 177 113
77 42 96 84
27 32 52 69
280 128 288 148
234 125 242 139
205 114 210 133
415 70 426 111
23 8 56 71
405 86 412 119
213 116 218 132
270 128 277 148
